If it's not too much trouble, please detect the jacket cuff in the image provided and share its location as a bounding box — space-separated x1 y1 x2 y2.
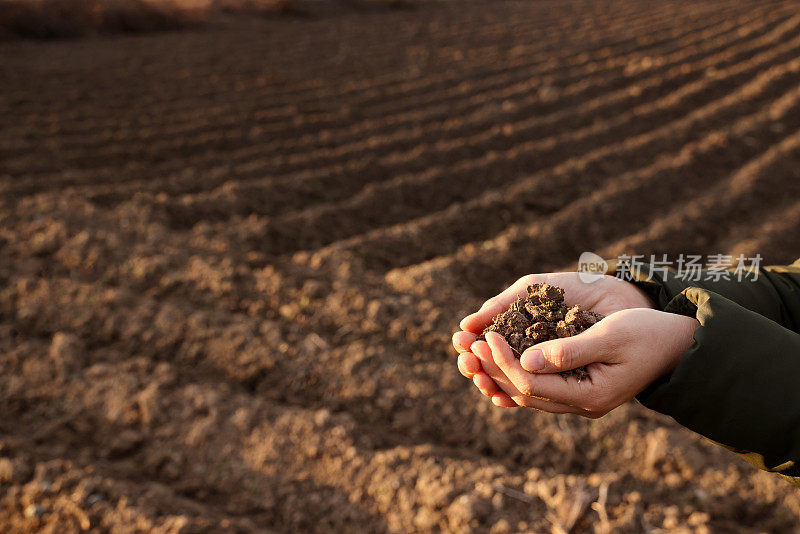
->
603 258 789 326
636 287 800 476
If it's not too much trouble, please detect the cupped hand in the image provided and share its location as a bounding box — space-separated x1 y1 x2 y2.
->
453 272 655 405
476 308 698 416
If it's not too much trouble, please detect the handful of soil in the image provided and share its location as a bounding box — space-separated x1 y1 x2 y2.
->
477 283 604 381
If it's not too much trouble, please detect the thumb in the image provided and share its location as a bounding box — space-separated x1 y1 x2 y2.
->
520 328 609 374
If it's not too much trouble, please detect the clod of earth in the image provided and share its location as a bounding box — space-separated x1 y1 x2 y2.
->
477 283 604 381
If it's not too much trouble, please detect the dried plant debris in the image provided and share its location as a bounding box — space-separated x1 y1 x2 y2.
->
478 283 604 381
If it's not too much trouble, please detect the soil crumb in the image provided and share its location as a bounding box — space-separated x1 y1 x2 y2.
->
478 283 604 381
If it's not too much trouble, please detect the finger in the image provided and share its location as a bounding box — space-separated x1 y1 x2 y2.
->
452 331 477 353
472 340 522 400
470 340 503 386
519 324 611 374
459 276 541 333
474 337 585 414
457 352 482 378
486 331 593 410
491 391 518 407
472 372 497 397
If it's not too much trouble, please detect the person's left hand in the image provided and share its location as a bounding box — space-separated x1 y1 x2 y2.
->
469 308 698 416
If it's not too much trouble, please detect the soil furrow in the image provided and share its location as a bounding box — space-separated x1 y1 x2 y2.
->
250 37 800 255
386 84 800 298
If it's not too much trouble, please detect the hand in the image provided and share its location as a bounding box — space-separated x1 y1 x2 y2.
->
453 272 655 406
474 308 698 416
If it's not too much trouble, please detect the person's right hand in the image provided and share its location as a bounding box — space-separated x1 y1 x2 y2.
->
452 272 655 407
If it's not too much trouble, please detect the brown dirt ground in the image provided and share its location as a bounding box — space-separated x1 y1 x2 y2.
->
2 0 800 532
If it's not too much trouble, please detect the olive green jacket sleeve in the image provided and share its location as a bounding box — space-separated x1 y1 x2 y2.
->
607 259 800 486
614 259 800 331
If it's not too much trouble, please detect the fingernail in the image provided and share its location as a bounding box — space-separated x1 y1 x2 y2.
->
522 349 545 371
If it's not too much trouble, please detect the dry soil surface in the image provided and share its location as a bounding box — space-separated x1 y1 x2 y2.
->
2 0 800 532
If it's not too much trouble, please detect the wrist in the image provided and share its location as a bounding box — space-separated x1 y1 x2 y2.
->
664 315 699 373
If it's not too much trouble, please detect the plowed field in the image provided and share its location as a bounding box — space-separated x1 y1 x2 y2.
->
2 0 800 532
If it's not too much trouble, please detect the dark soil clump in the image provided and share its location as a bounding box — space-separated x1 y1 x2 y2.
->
478 283 604 381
